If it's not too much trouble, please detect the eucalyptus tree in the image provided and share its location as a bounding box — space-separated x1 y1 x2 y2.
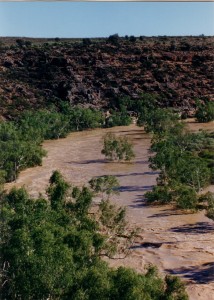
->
101 133 135 162
0 171 188 300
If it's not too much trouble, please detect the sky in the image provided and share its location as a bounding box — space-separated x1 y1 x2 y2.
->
0 2 214 38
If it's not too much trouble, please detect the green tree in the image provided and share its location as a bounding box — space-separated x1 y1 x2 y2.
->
89 175 119 199
144 105 213 210
105 110 131 128
47 170 70 210
17 110 71 140
1 171 188 299
0 121 46 182
0 105 106 184
101 133 135 162
143 108 180 135
206 206 214 220
164 275 189 300
145 185 172 205
199 192 214 220
195 99 214 123
68 107 104 131
174 185 198 209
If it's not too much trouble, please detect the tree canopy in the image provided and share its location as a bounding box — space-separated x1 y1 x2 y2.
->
101 133 135 162
195 99 214 123
0 171 188 300
141 106 214 212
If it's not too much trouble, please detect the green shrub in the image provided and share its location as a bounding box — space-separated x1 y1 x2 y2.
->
145 185 172 204
60 104 104 131
89 175 119 198
17 110 71 140
206 207 214 220
105 111 132 128
101 133 135 162
0 121 46 182
198 149 214 160
175 155 211 192
164 275 189 300
175 186 198 209
203 192 214 220
195 100 214 123
198 191 213 203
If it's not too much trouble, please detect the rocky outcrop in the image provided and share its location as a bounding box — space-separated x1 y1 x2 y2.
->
0 36 213 118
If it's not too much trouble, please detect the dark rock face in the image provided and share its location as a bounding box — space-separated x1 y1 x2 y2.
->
0 36 213 118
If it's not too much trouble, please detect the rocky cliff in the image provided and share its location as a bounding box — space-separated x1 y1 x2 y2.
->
0 36 213 118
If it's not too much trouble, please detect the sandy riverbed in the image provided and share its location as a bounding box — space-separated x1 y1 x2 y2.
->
6 121 214 300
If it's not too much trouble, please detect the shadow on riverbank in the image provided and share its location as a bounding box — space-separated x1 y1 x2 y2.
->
170 222 214 234
166 262 214 284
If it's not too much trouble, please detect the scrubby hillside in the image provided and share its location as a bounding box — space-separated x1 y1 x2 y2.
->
0 36 213 119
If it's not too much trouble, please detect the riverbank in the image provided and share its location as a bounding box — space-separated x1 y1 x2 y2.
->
5 122 214 300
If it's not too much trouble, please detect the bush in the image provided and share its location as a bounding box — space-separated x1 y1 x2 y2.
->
175 186 198 209
198 191 213 203
199 192 214 220
16 39 25 48
101 133 135 162
198 149 214 160
0 170 6 190
105 111 132 128
145 185 172 204
164 275 189 300
89 175 119 198
143 108 180 135
129 35 137 43
195 100 214 123
82 38 92 46
206 207 214 220
108 34 120 45
175 155 211 192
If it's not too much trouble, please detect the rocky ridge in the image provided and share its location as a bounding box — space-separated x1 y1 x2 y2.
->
0 36 213 118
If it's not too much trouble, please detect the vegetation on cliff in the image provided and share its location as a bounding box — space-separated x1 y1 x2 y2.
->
0 36 213 119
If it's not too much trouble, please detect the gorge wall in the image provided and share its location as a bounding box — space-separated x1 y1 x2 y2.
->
0 36 213 119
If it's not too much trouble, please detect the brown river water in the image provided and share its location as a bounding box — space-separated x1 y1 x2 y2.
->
6 121 214 300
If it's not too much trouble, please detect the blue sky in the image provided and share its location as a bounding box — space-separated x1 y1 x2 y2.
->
0 2 213 38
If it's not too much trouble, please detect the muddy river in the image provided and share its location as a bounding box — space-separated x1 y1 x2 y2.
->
6 121 214 300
